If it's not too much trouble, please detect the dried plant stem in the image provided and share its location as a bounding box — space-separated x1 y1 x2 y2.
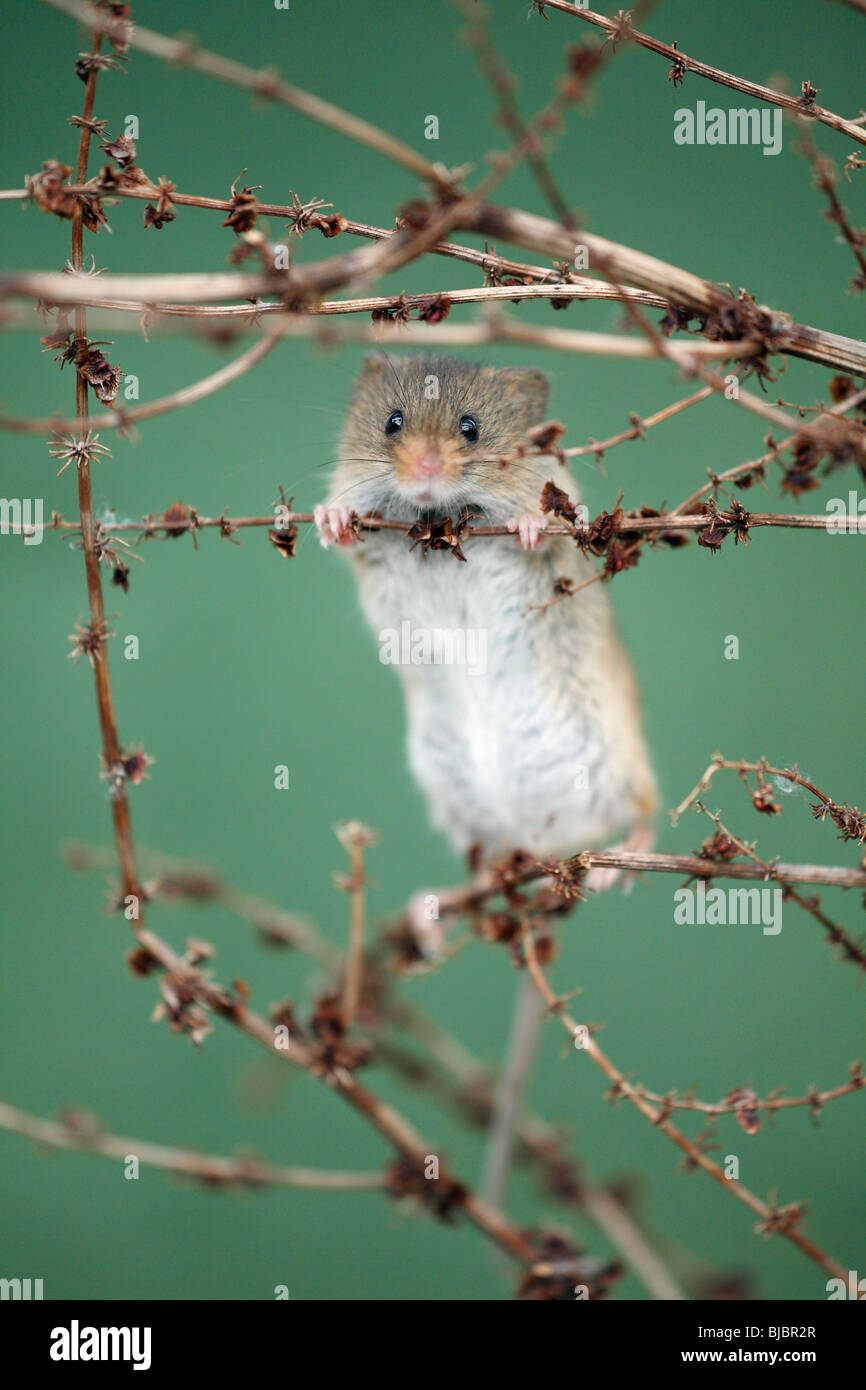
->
6 194 865 373
394 845 866 1001
68 25 141 910
693 801 866 973
519 925 849 1282
466 202 866 376
672 754 864 827
337 822 375 1029
797 125 866 285
567 848 866 890
593 252 862 452
132 920 539 1267
4 278 666 320
40 0 447 188
64 838 864 1116
2 181 664 306
670 386 866 516
1 330 280 435
392 840 866 969
0 1102 385 1191
579 1185 687 1299
463 0 663 205
62 839 688 1299
677 754 866 972
583 1072 864 1121
16 507 866 541
540 2 866 147
567 384 714 457
456 0 576 223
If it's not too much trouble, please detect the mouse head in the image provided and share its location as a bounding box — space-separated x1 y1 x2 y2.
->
341 353 549 510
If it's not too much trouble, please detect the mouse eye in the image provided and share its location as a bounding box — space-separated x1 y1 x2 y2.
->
459 415 479 444
384 410 403 436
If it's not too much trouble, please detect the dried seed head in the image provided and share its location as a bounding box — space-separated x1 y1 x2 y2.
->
48 429 112 476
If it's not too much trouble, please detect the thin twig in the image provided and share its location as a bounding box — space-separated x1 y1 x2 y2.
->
1 329 280 435
59 839 691 1300
66 19 143 912
692 801 866 975
797 125 866 289
11 503 866 542
128 919 549 1272
464 201 866 376
40 0 450 188
337 822 377 1029
671 754 866 834
670 386 866 517
519 923 849 1281
0 179 665 307
538 2 866 147
0 1102 385 1190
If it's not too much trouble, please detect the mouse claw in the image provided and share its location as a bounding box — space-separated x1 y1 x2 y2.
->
507 512 548 551
314 504 358 549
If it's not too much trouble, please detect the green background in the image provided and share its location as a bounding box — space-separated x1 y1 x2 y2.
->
0 0 863 1301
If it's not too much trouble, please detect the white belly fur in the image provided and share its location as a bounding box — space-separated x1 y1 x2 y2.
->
352 530 654 860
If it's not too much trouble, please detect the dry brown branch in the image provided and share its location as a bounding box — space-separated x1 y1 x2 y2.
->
382 755 866 974
13 503 866 543
1 277 665 320
7 240 866 378
0 179 665 308
797 125 866 290
0 1102 385 1191
537 2 866 147
456 0 577 222
336 822 377 1030
127 917 571 1276
61 838 688 1299
670 384 866 517
518 922 850 1281
568 849 866 890
66 18 143 917
5 156 865 379
578 1068 866 1122
669 756 866 971
567 384 714 457
40 0 449 188
462 0 665 207
6 0 864 1303
464 202 866 376
581 245 865 457
0 314 766 437
3 178 865 375
48 34 510 1286
693 800 866 976
672 755 866 832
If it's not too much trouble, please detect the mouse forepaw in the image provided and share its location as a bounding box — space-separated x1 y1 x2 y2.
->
507 511 548 551
314 503 359 549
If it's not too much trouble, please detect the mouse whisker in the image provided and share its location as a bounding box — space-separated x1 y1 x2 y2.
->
373 348 409 413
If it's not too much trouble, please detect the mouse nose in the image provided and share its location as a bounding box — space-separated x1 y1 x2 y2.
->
413 451 444 479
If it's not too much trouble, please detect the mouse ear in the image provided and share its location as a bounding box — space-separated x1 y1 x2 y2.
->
496 367 549 421
359 351 403 378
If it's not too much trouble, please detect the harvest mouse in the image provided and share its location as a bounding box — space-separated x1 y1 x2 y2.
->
315 353 657 1207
